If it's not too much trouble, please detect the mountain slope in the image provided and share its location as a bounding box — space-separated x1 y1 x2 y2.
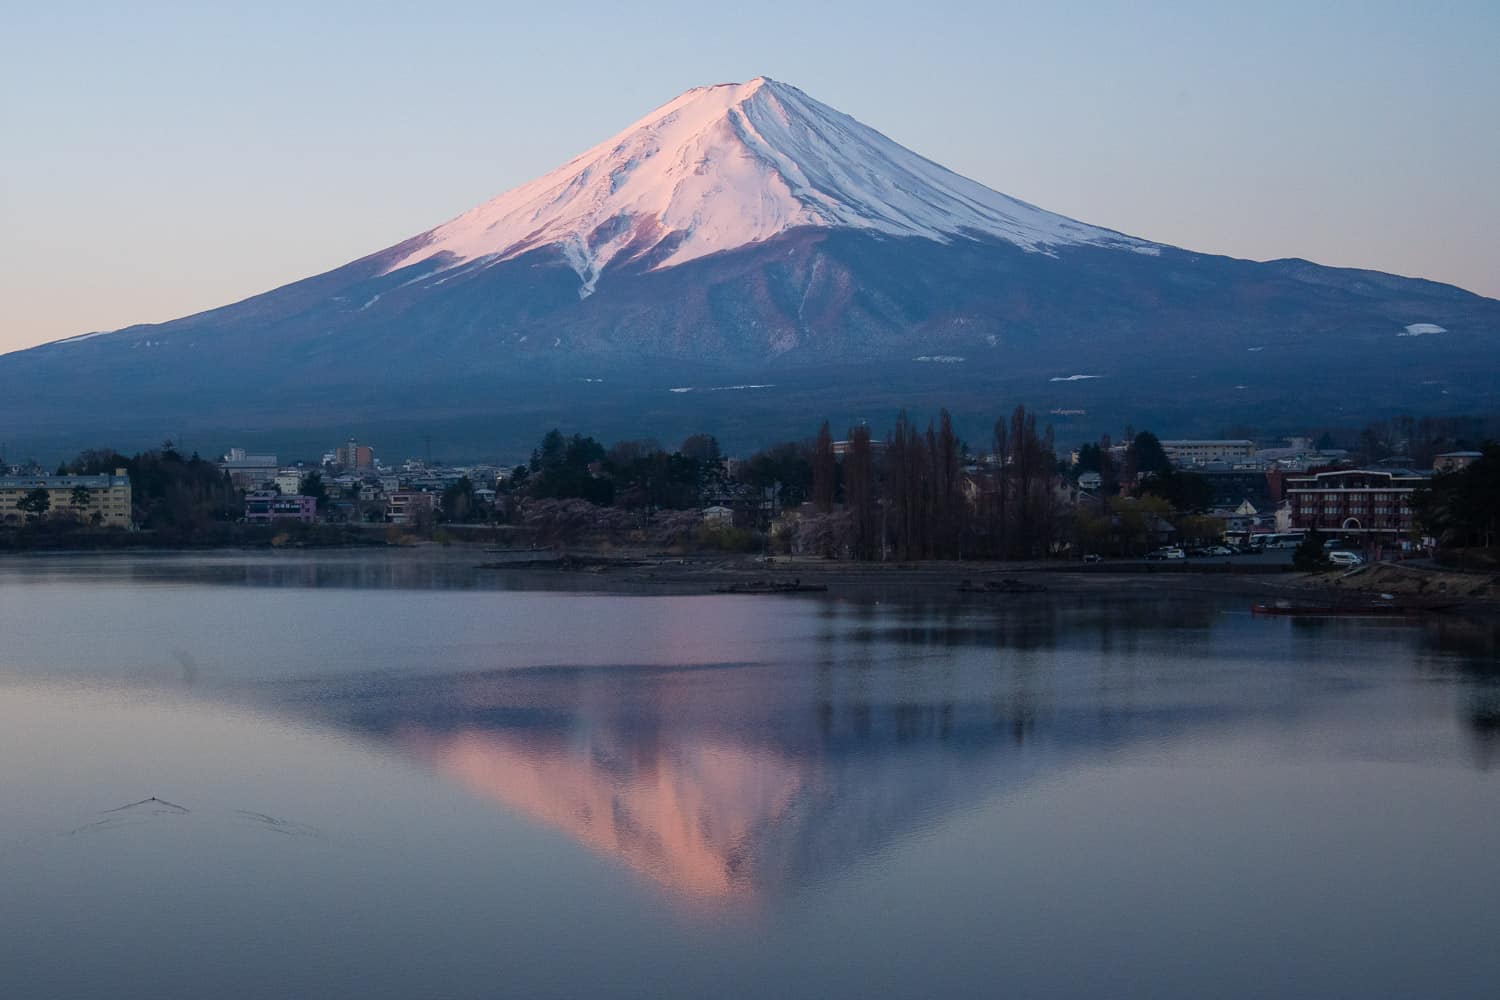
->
1 77 1496 459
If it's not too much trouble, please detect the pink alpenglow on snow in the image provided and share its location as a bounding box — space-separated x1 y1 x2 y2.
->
383 77 1153 298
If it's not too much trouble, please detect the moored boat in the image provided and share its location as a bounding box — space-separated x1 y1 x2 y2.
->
1251 596 1458 618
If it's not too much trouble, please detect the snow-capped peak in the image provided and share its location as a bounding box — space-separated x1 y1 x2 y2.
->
383 76 1152 297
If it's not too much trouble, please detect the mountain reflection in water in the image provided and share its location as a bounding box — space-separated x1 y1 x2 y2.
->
258 597 1256 901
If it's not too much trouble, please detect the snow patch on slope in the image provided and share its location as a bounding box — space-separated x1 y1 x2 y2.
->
1398 322 1445 337
668 384 776 394
54 330 114 345
383 78 1152 295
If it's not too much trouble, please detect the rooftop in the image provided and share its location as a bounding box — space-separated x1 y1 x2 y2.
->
0 473 129 488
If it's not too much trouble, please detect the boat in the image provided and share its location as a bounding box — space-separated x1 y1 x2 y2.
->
956 578 1048 594
712 579 829 594
1250 596 1458 618
1252 602 1413 618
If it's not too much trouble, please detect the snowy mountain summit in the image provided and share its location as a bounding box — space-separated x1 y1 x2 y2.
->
385 76 1153 297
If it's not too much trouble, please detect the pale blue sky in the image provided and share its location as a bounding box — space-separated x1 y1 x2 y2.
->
3 1 1497 352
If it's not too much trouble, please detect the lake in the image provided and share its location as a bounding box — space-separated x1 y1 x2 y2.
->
1 551 1497 998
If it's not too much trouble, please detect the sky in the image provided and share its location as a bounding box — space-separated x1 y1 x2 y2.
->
2 1 1497 354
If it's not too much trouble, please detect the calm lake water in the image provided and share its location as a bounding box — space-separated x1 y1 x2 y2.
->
2 551 1497 999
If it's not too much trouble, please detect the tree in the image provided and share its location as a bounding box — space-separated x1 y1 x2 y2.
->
1294 528 1328 570
679 433 721 465
812 421 836 514
990 416 1010 558
738 441 813 509
16 488 51 520
1137 469 1213 514
525 430 613 504
1109 495 1174 556
844 425 877 560
886 411 927 559
299 472 330 511
1128 431 1171 479
1413 443 1500 549
441 476 477 523
933 410 962 557
70 485 92 510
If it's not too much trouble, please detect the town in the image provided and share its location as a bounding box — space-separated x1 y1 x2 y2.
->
1 411 1495 569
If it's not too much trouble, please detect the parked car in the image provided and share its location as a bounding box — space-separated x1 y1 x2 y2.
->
1328 550 1365 568
1201 545 1234 557
1082 553 1102 563
1146 547 1186 560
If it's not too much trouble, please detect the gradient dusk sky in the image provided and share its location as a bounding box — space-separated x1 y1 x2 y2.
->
3 1 1496 354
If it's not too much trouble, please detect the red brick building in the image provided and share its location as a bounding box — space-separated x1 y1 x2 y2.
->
1285 469 1425 540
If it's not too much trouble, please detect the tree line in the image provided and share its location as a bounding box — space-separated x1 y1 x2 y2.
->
503 406 1066 560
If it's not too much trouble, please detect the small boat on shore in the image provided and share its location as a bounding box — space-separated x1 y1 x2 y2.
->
712 579 828 594
1251 596 1459 618
1252 602 1412 618
956 578 1048 594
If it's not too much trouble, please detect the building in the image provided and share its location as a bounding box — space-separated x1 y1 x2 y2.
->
386 491 436 525
273 470 305 496
243 491 317 524
832 439 889 457
1285 469 1426 540
220 448 279 490
1161 440 1257 466
0 470 132 527
701 504 734 525
335 439 375 472
1433 451 1483 473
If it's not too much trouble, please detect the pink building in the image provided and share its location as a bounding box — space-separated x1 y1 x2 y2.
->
245 491 317 524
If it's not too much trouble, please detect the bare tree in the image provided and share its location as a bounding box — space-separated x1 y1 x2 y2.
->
844 425 877 560
812 421 836 514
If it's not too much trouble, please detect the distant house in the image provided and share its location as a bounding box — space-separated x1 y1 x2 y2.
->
701 504 734 526
1162 440 1257 467
387 491 436 525
1433 451 1482 473
273 470 304 496
1143 513 1177 547
220 449 278 490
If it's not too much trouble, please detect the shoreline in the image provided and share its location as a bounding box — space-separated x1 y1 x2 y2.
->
6 543 1494 617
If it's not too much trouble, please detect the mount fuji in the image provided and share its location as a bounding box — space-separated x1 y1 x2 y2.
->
3 77 1497 458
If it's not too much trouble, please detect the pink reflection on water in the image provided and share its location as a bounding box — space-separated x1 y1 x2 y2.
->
400 725 810 900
